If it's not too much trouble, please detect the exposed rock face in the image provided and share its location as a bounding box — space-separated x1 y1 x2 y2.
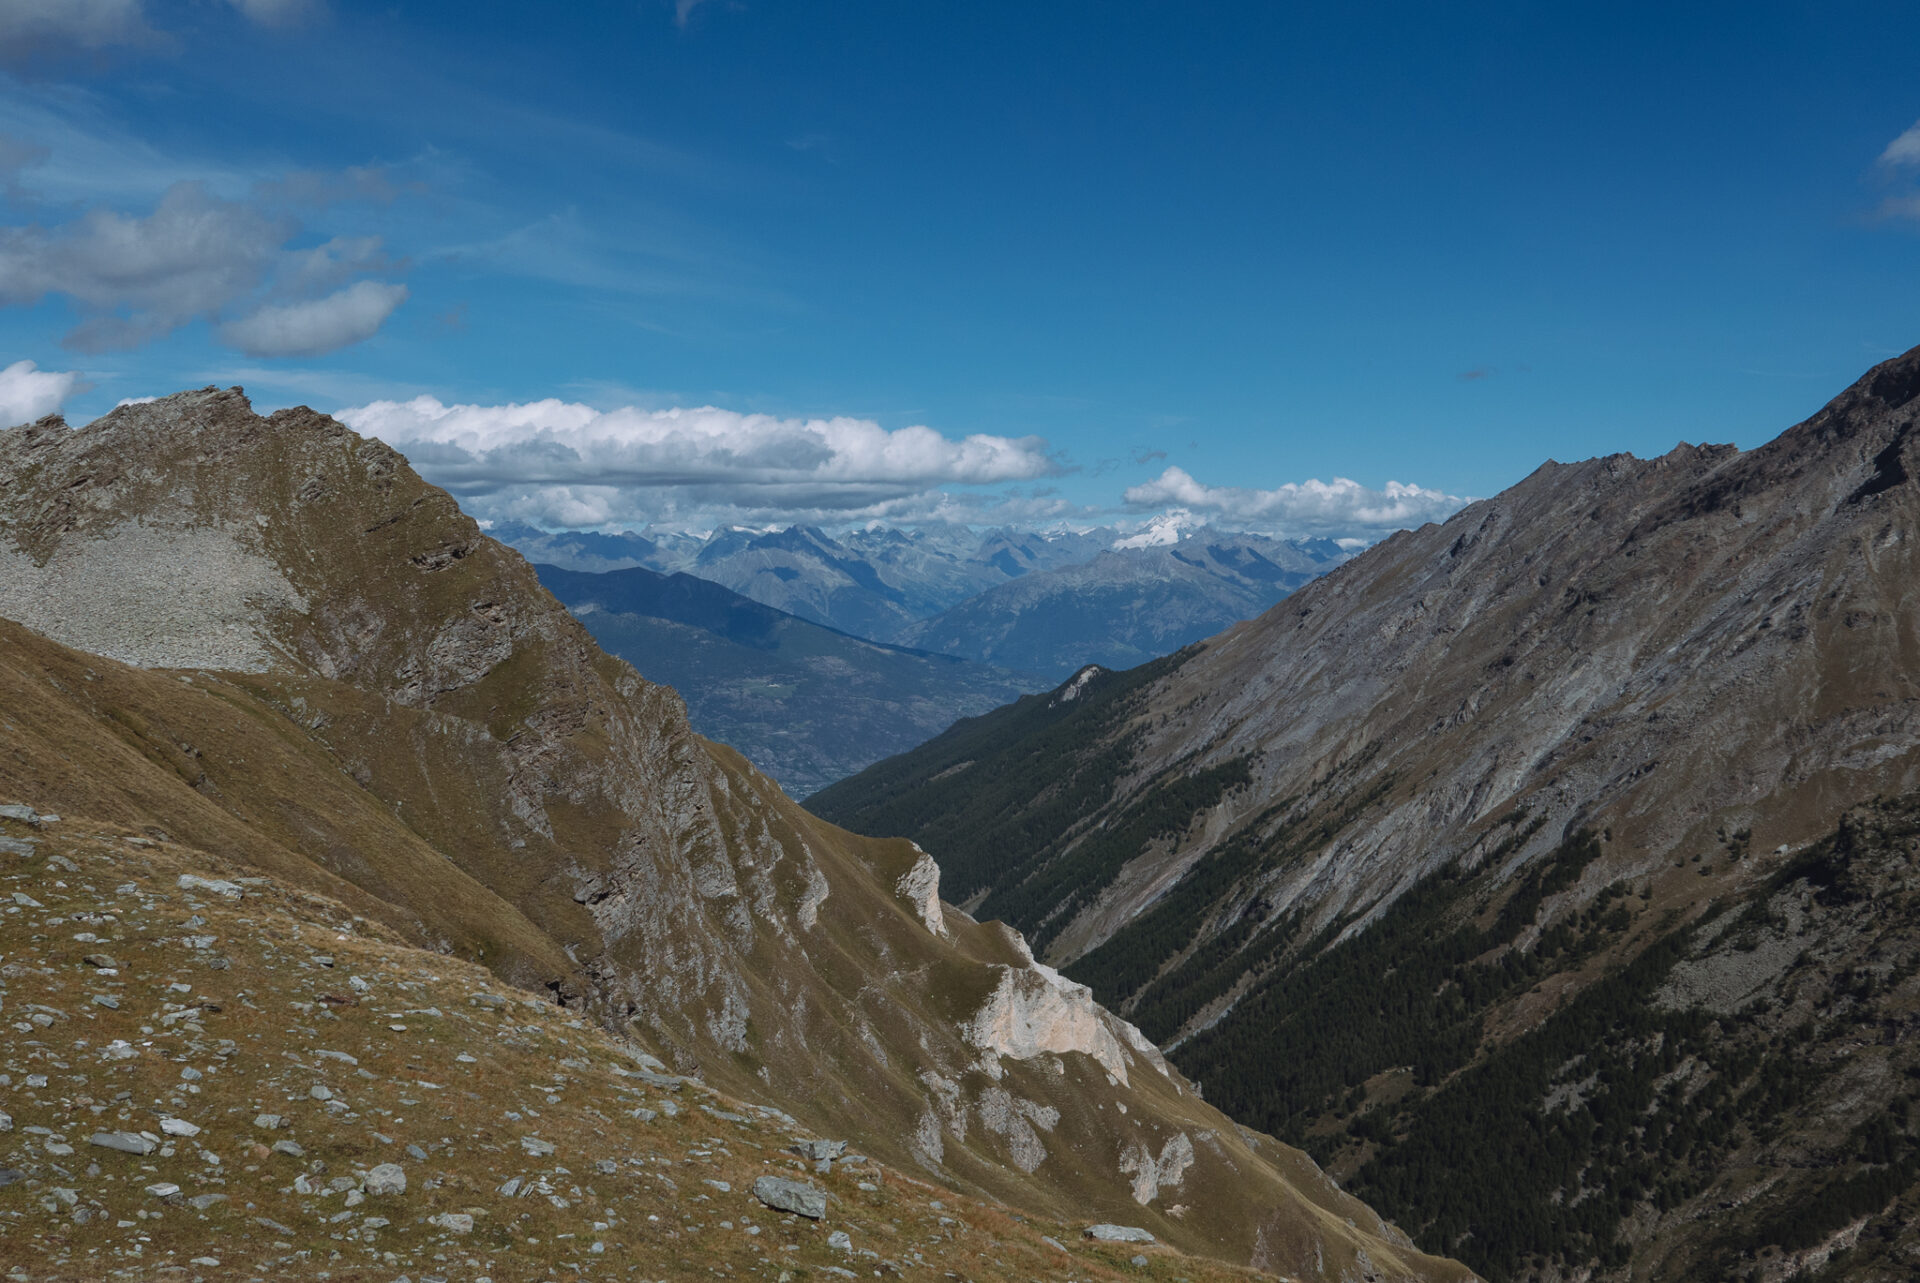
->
966 958 1146 1087
0 388 1466 1283
1121 1132 1195 1204
896 846 948 937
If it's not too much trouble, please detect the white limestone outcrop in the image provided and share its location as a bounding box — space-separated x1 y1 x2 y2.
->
895 846 946 937
963 944 1169 1088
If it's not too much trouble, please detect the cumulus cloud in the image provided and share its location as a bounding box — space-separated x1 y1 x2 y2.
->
0 180 409 355
1123 465 1469 536
336 395 1062 527
0 358 85 427
219 280 409 357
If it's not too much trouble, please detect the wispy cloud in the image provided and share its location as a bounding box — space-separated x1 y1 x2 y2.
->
1874 119 1920 221
1879 120 1920 168
226 0 326 28
0 0 166 66
0 0 329 67
1123 465 1469 537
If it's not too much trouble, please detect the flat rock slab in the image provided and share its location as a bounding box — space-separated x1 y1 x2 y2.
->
89 1131 157 1155
753 1175 828 1219
177 874 244 900
1085 1224 1156 1243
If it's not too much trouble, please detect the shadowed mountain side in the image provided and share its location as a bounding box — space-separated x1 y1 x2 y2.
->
0 388 1469 1282
533 562 1045 798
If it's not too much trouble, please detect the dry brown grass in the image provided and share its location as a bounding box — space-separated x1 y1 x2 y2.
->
0 817 1278 1283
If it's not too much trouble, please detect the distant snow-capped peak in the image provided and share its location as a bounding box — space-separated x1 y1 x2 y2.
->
1111 509 1201 550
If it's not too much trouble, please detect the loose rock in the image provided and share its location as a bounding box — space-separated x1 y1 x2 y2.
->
363 1163 407 1196
89 1131 157 1156
752 1175 828 1220
1085 1224 1155 1243
177 874 244 899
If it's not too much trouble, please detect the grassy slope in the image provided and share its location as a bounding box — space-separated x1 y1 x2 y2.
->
0 815 1280 1283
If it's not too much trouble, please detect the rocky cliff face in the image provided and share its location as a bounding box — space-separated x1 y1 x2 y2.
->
813 346 1920 1280
0 388 1467 1281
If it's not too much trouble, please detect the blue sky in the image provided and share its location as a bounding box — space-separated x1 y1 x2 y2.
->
3 0 1919 538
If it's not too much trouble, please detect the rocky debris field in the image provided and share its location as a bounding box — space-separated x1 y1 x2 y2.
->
0 808 1269 1283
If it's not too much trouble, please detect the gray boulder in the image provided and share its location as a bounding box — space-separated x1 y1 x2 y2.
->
752 1175 828 1220
363 1163 407 1196
793 1138 847 1163
1085 1224 1155 1243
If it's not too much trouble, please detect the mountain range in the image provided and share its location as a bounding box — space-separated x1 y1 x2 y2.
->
812 346 1920 1281
494 515 1352 681
0 388 1463 1282
534 562 1042 797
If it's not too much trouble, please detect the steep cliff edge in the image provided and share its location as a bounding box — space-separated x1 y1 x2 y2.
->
0 388 1467 1281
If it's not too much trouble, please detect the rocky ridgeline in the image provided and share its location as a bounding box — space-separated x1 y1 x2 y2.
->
0 814 1258 1283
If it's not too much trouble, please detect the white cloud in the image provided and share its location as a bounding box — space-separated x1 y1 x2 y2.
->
0 358 84 426
0 182 286 349
1880 120 1920 167
218 280 409 357
1123 465 1469 536
0 180 409 354
336 396 1063 526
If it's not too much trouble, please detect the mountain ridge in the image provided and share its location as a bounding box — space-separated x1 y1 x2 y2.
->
0 386 1466 1281
812 345 1920 1280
